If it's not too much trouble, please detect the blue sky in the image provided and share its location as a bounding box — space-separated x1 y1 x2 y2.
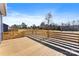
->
3 3 79 26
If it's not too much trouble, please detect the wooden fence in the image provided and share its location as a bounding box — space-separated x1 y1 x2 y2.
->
26 29 79 43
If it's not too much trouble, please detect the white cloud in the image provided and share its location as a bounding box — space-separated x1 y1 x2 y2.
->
52 13 79 25
3 10 79 27
3 11 45 26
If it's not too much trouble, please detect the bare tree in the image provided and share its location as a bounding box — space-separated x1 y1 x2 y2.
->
61 23 64 31
32 24 36 35
72 20 75 31
45 12 52 38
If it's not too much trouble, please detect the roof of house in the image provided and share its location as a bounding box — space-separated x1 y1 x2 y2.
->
0 3 6 16
3 23 8 26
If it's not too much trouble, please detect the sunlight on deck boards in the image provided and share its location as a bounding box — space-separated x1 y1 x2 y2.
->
0 37 65 56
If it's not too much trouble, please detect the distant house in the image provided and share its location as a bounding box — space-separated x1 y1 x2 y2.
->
3 23 8 32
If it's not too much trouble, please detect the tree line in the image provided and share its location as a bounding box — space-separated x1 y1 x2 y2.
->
10 13 79 31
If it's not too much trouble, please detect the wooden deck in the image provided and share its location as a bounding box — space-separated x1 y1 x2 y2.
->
0 37 65 56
